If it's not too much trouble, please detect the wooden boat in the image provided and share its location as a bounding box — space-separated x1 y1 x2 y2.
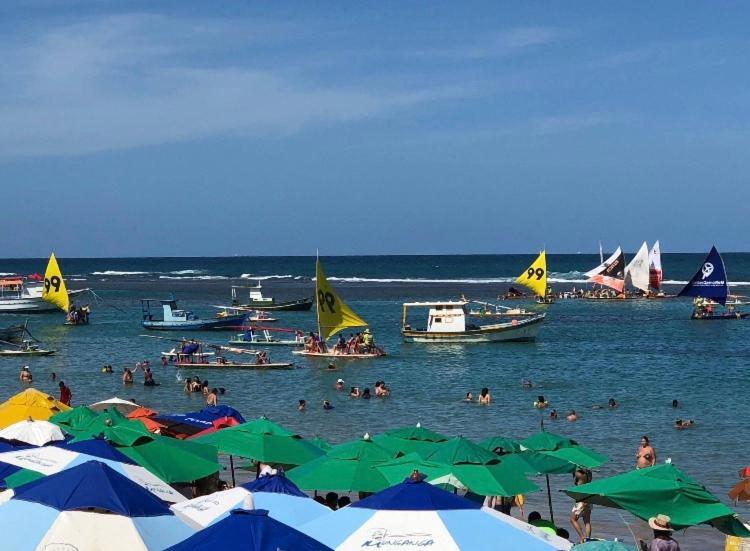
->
173 357 293 369
229 283 313 311
228 328 305 347
585 246 626 295
401 301 544 343
214 307 278 323
295 256 384 359
679 247 746 321
0 322 29 345
0 266 87 314
141 299 246 331
146 335 293 369
515 250 555 304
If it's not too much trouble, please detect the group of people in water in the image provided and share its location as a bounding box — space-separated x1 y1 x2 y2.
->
297 378 390 412
66 304 90 325
183 376 223 405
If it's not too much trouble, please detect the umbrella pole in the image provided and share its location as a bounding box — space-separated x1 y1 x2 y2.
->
229 455 236 487
545 474 554 524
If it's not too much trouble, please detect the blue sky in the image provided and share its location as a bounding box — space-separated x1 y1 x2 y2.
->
1 1 748 257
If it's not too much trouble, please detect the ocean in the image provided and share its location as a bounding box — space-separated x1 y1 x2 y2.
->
2 253 748 549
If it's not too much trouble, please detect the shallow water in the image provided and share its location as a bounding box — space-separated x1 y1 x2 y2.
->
2 254 748 549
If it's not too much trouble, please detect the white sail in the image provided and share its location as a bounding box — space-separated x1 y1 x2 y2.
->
625 242 650 293
649 241 662 289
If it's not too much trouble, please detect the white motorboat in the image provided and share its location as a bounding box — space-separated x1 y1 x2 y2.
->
0 277 86 313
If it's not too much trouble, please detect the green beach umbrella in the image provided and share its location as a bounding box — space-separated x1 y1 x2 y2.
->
520 431 608 470
564 463 750 537
62 407 150 440
48 406 98 432
287 434 398 493
417 437 539 497
521 431 576 452
194 416 323 466
309 436 333 452
373 423 449 456
478 436 522 455
375 452 468 491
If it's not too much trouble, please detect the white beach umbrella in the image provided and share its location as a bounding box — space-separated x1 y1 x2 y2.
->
0 419 65 446
89 397 141 414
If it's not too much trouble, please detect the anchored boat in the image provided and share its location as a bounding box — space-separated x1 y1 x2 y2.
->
678 246 747 320
293 256 384 359
229 327 306 347
141 299 246 331
229 282 313 311
145 335 293 369
401 300 545 343
515 250 554 304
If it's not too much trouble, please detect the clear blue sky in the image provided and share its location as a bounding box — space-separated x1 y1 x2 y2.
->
1 1 748 257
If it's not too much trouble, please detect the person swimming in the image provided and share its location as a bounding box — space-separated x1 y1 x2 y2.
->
608 398 617 409
549 409 559 420
361 388 371 399
479 387 491 405
674 419 695 429
521 379 533 389
298 399 306 412
534 395 548 408
566 410 578 422
464 392 474 402
323 400 334 410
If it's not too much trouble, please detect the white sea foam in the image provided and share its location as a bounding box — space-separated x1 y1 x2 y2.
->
239 274 297 280
158 275 229 280
169 270 206 275
0 272 17 276
92 271 150 276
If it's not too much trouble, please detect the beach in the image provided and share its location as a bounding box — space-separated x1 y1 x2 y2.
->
1 253 748 549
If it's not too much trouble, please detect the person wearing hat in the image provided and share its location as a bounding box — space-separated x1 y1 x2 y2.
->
334 378 344 391
640 514 680 551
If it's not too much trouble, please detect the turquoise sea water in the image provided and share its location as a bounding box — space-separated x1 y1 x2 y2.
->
2 253 748 549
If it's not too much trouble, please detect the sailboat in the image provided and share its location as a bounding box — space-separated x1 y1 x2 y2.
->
515 251 554 304
293 256 385 359
624 242 650 296
649 241 663 291
678 246 748 320
42 253 89 325
584 246 626 298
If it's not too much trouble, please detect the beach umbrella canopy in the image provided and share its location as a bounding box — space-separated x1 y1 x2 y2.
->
89 397 141 415
90 423 220 483
573 541 636 551
0 419 65 446
194 416 323 466
373 423 448 455
0 388 70 428
287 434 398 493
156 405 246 438
479 436 523 455
49 404 98 431
0 461 193 551
171 472 329 529
376 452 469 491
564 463 750 536
520 431 608 471
418 437 539 497
56 407 151 440
300 474 571 550
310 436 333 452
0 438 186 502
166 508 331 551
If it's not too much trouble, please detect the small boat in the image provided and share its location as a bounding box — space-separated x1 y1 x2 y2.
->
0 340 55 356
228 328 306 347
0 322 30 345
293 256 384 359
678 246 746 320
229 282 313 311
515 250 555 304
585 246 626 296
401 301 545 343
141 299 246 331
160 342 293 369
0 262 88 314
497 287 529 300
214 307 278 323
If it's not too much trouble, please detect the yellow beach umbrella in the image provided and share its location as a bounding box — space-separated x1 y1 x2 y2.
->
0 388 71 428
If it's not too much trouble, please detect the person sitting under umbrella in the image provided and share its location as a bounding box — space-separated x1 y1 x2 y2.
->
639 514 681 550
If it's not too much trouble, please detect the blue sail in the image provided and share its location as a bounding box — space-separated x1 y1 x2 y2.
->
678 246 728 305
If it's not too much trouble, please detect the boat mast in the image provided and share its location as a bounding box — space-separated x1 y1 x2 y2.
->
315 249 322 339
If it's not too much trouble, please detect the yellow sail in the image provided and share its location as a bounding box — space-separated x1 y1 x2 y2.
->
42 253 69 312
316 257 367 341
515 250 547 298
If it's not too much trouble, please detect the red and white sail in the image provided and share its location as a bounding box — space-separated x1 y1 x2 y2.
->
586 246 626 293
649 241 662 290
625 242 650 293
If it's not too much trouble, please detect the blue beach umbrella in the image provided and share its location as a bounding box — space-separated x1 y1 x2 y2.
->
0 437 185 503
166 508 332 551
172 471 329 528
300 475 572 550
0 461 193 551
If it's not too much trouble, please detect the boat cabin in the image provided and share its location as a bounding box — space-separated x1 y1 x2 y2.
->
231 283 273 306
141 299 197 322
401 301 469 333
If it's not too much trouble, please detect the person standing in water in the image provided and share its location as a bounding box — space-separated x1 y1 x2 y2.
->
636 436 656 469
570 468 593 543
478 387 491 405
58 381 72 406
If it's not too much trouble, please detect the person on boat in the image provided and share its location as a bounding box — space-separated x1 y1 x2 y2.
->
58 381 72 406
674 419 695 429
335 334 347 353
362 329 374 353
636 435 656 469
206 388 218 406
570 468 593 543
122 368 133 384
335 378 344 391
349 387 360 398
549 409 559 420
479 387 491 405
361 388 371 399
298 399 306 412
346 333 356 354
566 410 578 422
534 395 548 408
464 392 474 402
19 366 32 383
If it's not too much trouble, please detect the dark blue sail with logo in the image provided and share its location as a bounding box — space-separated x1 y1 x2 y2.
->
678 246 728 305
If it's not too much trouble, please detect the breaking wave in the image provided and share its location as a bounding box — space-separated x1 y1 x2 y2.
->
92 271 150 276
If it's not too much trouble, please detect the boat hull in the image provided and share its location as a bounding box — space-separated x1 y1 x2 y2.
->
0 349 55 356
237 298 313 312
143 314 246 331
228 339 304 347
0 289 88 314
402 314 545 343
292 351 385 359
691 312 749 320
174 362 293 369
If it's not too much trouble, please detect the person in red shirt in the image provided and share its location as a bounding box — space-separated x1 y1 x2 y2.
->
58 381 72 406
